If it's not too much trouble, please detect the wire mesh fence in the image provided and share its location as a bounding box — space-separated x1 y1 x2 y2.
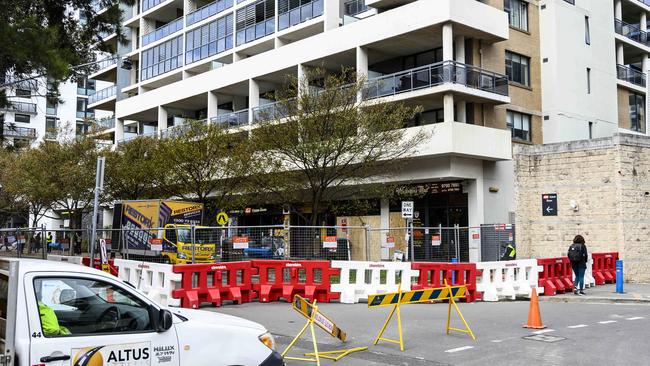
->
0 224 516 265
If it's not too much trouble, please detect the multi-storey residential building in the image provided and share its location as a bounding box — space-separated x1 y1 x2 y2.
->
541 0 650 142
89 0 547 262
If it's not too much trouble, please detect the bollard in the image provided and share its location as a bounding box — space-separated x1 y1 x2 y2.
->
616 260 624 294
451 258 458 284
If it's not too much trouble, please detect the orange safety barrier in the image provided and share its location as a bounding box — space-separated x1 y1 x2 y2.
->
537 257 573 295
411 262 478 302
251 260 341 303
592 252 618 285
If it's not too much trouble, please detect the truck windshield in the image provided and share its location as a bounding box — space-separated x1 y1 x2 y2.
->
175 228 217 244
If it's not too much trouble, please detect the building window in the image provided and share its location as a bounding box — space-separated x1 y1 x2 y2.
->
587 68 591 94
14 113 30 123
504 0 528 31
140 35 183 81
505 51 531 87
236 0 275 46
185 14 234 64
629 92 646 133
585 16 590 44
588 121 593 139
564 0 575 4
507 110 531 142
15 89 31 98
46 96 57 115
278 0 324 31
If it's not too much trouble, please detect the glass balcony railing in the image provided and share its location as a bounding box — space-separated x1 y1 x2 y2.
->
252 98 297 123
160 119 207 139
211 109 249 128
278 0 324 31
363 60 509 100
142 0 166 12
617 64 647 87
46 106 57 115
186 0 233 26
141 16 184 46
236 18 275 46
94 57 117 71
344 0 368 16
88 85 117 105
2 124 36 139
2 101 37 114
96 117 116 129
614 18 650 47
637 0 650 7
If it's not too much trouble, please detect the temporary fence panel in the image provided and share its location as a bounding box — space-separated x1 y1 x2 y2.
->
114 259 181 307
479 224 516 262
330 261 419 304
476 259 543 302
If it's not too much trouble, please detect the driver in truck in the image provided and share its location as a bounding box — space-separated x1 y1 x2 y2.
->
36 286 70 336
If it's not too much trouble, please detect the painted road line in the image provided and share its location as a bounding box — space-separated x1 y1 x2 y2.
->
491 340 503 343
532 329 555 335
598 320 617 324
567 324 588 329
626 317 644 320
445 346 474 353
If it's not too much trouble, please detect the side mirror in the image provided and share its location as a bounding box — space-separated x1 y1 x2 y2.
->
59 289 76 304
157 309 173 332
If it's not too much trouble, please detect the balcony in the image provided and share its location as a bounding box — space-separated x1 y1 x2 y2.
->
96 117 116 129
614 18 650 47
160 119 208 139
186 0 232 26
141 16 184 47
278 0 324 31
1 101 37 114
617 64 647 88
211 109 249 128
76 111 95 119
363 61 509 100
344 0 369 16
142 0 166 13
89 57 118 81
252 98 297 123
1 124 36 139
88 85 117 109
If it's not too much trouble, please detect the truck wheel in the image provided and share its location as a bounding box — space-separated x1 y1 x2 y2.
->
163 257 171 264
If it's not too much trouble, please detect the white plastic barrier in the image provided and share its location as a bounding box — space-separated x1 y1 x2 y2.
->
46 255 84 265
572 253 596 288
114 259 181 307
476 259 543 302
330 261 419 304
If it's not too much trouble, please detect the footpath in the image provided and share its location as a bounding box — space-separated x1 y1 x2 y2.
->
539 283 650 304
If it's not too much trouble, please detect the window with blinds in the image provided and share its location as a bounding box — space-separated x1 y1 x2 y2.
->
278 0 323 30
140 35 183 81
186 13 234 64
235 0 275 46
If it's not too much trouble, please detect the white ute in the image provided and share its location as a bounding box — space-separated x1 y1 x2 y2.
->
0 258 284 366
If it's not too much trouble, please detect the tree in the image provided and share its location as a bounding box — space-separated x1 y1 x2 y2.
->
250 68 426 228
0 150 29 227
104 136 166 201
156 121 255 222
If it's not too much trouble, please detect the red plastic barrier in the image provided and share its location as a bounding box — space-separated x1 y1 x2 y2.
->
537 258 573 295
171 261 255 309
82 257 118 276
411 262 478 302
251 260 340 303
592 252 618 285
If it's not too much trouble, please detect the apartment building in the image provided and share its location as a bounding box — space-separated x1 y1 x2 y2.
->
86 0 546 257
541 0 650 142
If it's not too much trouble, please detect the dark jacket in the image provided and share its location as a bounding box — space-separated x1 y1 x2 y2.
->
568 242 588 268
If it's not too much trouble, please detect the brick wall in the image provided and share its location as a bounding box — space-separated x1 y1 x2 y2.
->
515 134 650 282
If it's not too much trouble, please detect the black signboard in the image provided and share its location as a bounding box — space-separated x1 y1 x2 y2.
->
542 194 558 216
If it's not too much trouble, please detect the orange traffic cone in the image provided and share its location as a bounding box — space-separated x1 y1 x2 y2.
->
523 289 546 329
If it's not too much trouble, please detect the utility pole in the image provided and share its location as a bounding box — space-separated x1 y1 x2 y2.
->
89 156 105 267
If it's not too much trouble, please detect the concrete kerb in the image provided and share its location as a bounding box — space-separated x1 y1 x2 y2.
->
538 284 650 305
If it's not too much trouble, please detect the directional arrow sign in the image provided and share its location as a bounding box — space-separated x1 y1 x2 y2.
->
542 194 557 216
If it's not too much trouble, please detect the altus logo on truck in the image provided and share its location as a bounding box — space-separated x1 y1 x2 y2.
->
72 342 151 366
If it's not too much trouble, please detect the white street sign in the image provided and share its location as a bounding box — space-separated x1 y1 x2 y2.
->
401 201 414 219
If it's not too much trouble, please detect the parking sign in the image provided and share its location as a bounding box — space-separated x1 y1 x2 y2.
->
401 201 414 219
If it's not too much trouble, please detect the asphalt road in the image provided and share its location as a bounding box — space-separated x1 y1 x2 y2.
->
210 300 650 366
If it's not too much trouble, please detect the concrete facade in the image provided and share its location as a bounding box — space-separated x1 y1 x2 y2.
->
514 134 650 282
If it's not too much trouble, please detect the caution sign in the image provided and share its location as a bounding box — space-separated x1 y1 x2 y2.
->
322 236 337 249
216 212 229 226
232 236 249 249
368 285 466 308
149 238 163 251
293 295 346 341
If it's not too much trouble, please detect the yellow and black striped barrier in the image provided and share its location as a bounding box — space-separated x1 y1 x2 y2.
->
369 280 475 352
282 295 367 365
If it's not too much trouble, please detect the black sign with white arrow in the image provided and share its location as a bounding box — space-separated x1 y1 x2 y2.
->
542 194 558 216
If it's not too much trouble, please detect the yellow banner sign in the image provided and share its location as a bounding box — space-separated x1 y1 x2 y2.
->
293 295 346 342
368 285 467 308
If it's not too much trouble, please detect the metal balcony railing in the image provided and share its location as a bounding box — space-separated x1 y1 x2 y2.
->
614 18 650 47
2 124 36 139
186 0 233 26
88 85 116 105
211 109 249 128
363 60 509 100
1 101 37 114
617 64 647 87
141 16 184 46
637 0 650 7
344 0 368 16
278 0 324 31
252 98 297 123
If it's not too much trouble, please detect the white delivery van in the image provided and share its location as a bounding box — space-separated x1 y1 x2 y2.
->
0 258 284 366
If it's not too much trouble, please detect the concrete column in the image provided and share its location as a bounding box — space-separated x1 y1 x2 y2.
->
297 64 308 98
380 198 390 260
454 35 466 122
442 23 454 61
356 46 368 103
157 106 168 135
234 52 244 62
324 0 341 31
207 91 219 122
465 178 485 263
443 93 454 123
615 0 622 20
642 12 647 31
248 79 260 124
617 43 625 65
274 37 288 48
115 118 124 144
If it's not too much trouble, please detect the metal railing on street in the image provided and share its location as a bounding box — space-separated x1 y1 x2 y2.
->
617 64 647 87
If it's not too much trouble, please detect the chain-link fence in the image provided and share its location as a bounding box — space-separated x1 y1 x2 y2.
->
0 224 516 264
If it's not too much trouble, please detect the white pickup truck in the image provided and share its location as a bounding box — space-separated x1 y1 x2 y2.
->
0 258 284 366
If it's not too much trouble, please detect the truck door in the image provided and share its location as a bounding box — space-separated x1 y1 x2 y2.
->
0 261 18 366
25 272 180 366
